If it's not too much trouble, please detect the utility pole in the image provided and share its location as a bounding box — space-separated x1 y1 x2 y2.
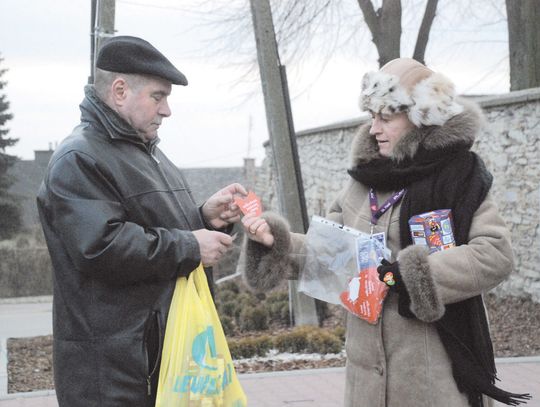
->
89 0 116 84
249 0 318 326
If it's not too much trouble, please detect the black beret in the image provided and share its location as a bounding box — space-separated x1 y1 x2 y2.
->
96 36 188 86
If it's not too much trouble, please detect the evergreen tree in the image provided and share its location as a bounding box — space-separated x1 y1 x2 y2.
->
0 53 22 239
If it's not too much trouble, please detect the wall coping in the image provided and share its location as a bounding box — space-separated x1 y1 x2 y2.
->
476 87 540 108
263 116 369 147
262 87 540 147
296 115 370 138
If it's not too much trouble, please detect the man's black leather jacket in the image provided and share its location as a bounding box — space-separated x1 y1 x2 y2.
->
37 86 205 406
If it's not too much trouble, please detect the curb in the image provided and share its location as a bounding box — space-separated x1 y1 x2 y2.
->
495 355 540 364
0 296 52 305
0 338 7 397
238 366 346 380
2 357 540 400
0 389 56 400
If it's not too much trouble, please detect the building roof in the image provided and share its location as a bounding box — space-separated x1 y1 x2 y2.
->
181 167 247 205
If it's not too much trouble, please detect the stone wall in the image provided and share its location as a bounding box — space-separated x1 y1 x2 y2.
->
476 89 540 300
257 88 540 301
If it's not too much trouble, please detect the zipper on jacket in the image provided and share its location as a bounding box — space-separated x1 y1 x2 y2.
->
144 310 163 397
151 153 160 164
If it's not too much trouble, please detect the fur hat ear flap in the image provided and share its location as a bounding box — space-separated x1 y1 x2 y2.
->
408 73 463 127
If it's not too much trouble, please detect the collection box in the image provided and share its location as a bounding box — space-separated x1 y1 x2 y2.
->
408 209 455 254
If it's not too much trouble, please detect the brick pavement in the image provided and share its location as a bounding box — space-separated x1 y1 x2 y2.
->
0 360 538 407
1 298 538 406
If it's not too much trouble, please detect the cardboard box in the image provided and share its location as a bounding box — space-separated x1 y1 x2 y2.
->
408 209 455 254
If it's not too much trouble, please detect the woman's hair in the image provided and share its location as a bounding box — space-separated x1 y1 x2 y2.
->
93 68 146 100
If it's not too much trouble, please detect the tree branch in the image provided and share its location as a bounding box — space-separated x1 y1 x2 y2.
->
413 0 439 64
356 0 380 39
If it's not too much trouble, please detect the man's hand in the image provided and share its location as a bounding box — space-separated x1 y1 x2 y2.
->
201 183 248 230
242 214 274 248
192 229 234 267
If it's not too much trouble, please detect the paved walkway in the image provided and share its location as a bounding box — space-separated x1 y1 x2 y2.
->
0 360 538 406
1 298 538 406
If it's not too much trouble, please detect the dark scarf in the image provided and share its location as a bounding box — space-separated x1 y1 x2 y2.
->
348 145 531 407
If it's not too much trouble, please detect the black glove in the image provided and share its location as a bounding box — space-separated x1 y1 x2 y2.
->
377 259 415 319
377 259 403 292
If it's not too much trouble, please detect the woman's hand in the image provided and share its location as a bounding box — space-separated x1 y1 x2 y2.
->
242 214 274 248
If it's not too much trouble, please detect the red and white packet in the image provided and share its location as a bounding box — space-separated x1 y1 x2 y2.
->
234 191 263 217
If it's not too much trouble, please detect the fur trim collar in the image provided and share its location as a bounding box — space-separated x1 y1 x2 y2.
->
351 98 484 165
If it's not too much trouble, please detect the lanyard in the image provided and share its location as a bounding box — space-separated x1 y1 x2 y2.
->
369 188 406 227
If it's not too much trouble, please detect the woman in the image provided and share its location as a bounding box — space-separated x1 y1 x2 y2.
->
240 58 530 407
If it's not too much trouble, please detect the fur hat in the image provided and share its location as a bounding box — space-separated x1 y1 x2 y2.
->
360 58 463 127
96 36 188 86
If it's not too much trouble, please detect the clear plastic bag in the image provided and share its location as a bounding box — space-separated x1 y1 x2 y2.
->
299 216 391 324
340 236 390 324
298 216 367 304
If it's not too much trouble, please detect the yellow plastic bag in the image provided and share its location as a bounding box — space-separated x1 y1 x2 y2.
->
156 265 247 407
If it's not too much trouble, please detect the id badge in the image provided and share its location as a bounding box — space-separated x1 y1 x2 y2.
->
371 232 386 249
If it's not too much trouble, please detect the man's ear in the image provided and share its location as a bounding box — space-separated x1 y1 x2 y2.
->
110 77 128 106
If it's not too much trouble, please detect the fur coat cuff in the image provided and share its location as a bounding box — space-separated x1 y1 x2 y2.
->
241 212 293 291
397 245 445 322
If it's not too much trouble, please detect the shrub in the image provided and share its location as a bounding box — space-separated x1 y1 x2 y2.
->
265 292 290 326
219 301 238 318
306 329 343 354
273 326 312 353
216 289 237 304
266 292 288 303
332 326 346 342
219 315 235 337
228 335 272 359
0 247 53 297
273 326 344 354
220 281 240 294
239 306 268 332
225 326 344 360
236 292 257 308
233 292 258 321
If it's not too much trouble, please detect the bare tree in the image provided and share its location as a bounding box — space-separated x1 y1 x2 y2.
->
199 0 441 69
357 0 403 66
188 0 508 95
412 0 438 65
506 0 540 90
357 0 438 66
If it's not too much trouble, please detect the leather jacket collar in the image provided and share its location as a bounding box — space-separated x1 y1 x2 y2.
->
80 85 160 152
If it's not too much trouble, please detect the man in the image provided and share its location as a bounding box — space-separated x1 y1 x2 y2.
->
37 36 246 406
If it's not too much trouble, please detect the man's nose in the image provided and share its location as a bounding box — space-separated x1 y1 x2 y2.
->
159 100 171 117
